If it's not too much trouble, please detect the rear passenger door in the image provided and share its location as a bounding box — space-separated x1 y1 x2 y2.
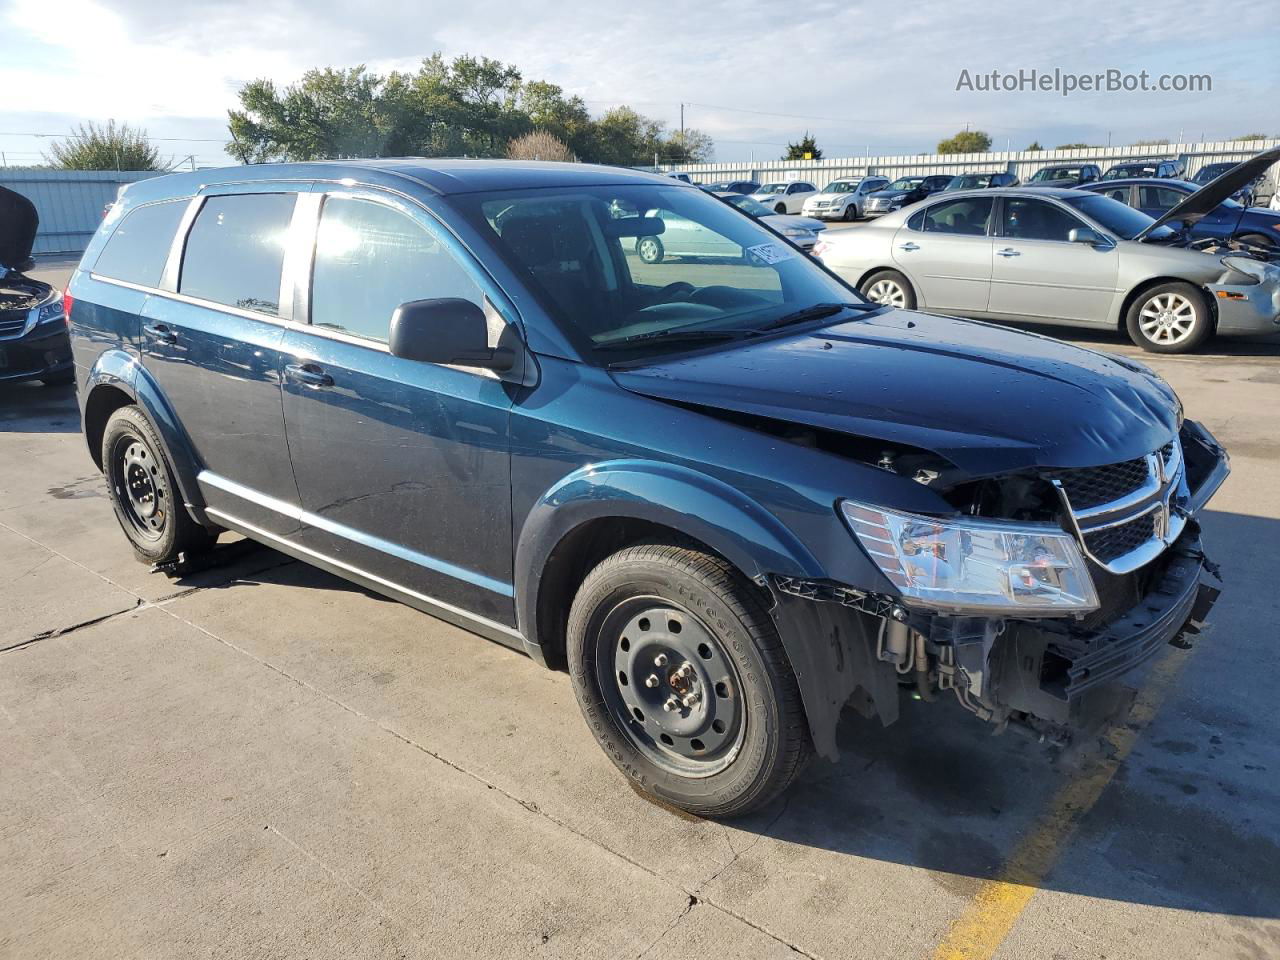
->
139 184 308 535
278 187 517 627
892 196 994 313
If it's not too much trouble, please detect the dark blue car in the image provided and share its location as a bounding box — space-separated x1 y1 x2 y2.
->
67 159 1228 815
1082 177 1280 250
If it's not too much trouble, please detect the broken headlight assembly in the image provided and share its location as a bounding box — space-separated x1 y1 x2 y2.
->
840 500 1099 615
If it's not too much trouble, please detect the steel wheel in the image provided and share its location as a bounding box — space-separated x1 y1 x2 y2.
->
108 433 169 542
866 278 907 308
596 597 745 777
1138 291 1197 345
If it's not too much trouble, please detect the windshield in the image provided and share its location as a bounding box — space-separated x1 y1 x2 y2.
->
1061 193 1176 241
723 194 775 217
1102 164 1160 180
458 184 867 362
756 183 787 195
1192 164 1231 184
945 174 992 190
888 177 923 191
1029 167 1081 182
824 180 858 193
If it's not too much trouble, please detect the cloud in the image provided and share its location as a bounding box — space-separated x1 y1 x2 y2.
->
0 0 1268 162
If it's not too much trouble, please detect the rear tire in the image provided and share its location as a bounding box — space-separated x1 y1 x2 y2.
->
567 543 811 818
101 405 214 564
1125 281 1212 354
637 236 664 264
859 269 916 309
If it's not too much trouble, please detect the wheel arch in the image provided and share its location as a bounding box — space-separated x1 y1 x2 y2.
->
1117 275 1218 333
515 460 824 669
82 350 208 522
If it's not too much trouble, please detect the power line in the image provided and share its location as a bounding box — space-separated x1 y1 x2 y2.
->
0 131 227 142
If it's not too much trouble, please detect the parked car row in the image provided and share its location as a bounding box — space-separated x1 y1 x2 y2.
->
812 147 1280 354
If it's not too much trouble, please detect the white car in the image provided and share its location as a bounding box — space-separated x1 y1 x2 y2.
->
750 180 818 215
717 193 826 251
801 176 891 221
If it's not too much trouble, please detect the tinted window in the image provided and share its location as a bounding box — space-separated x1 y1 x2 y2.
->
179 194 296 315
1001 198 1084 241
1098 187 1131 204
311 196 483 344
1061 194 1175 241
923 197 993 235
93 199 188 287
1138 186 1188 211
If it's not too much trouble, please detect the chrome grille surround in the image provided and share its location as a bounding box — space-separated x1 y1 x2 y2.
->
0 310 32 339
1049 440 1188 575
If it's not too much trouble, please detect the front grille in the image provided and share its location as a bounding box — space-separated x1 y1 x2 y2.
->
1084 510 1157 563
0 312 28 338
1048 456 1149 509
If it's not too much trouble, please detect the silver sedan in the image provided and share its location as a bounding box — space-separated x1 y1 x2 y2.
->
815 185 1280 353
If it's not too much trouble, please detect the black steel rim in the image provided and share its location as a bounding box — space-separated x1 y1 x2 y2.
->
109 433 168 542
596 596 745 777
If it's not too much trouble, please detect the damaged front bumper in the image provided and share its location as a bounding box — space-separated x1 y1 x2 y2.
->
770 421 1230 759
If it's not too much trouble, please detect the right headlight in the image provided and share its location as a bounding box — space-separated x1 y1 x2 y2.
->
1220 255 1276 284
840 500 1099 615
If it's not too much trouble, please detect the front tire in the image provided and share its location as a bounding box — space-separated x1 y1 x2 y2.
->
774 203 787 215
860 269 916 309
1125 282 1212 353
843 204 859 222
567 543 811 818
102 405 213 564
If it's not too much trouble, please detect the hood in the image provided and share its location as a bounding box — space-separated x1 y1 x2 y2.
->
762 213 823 232
1138 145 1280 240
0 185 38 272
871 189 910 199
610 309 1179 478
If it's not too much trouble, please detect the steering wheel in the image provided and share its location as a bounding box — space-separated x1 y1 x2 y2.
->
654 281 696 303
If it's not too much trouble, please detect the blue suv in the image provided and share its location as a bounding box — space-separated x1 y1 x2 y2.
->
68 160 1228 815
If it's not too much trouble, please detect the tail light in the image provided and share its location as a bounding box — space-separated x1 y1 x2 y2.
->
62 290 74 326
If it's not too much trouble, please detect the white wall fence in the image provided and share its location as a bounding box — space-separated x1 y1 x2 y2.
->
657 140 1280 195
0 169 165 256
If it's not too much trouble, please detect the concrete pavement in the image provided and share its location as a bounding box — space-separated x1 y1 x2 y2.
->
2 256 1279 959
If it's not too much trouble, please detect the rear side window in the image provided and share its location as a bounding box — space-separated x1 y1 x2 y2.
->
179 193 296 316
93 199 188 287
310 195 484 344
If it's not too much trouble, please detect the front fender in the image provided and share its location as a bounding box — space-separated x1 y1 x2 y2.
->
84 349 206 517
516 461 824 640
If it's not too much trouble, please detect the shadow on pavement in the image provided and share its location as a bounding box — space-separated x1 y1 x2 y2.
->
0 381 81 433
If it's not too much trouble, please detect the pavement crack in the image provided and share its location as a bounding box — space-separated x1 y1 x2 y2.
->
1 598 143 653
696 794 792 892
632 894 699 960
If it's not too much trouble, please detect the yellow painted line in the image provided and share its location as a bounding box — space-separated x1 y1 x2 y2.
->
931 646 1189 960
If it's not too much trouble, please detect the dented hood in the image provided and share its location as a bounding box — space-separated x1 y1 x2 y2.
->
1137 145 1280 239
0 185 38 271
610 310 1180 477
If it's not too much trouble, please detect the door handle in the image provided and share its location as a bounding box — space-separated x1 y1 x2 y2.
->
996 248 1021 257
899 242 920 252
285 362 334 388
142 322 176 344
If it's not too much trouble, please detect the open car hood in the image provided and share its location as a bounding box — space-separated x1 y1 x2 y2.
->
1137 145 1280 240
0 185 38 273
610 310 1180 478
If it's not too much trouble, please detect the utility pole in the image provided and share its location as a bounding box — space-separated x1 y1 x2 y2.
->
680 103 685 148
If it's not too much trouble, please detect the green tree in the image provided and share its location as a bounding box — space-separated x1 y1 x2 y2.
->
937 129 992 154
1025 141 1044 151
665 128 714 163
783 132 822 160
1131 138 1170 146
1235 132 1270 141
1054 142 1094 149
45 120 162 170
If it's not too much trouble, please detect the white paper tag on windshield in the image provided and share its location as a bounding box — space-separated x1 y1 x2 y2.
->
745 242 795 265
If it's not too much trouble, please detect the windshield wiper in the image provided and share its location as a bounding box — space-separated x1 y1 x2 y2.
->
757 301 878 331
595 327 759 352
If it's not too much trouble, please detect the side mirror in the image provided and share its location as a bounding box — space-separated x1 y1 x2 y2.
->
1068 226 1106 246
389 298 515 372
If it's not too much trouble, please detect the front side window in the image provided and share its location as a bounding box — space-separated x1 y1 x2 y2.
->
888 177 924 191
922 197 993 235
1098 187 1131 204
757 183 786 195
826 180 856 193
179 193 296 315
459 184 865 362
1000 197 1085 242
310 196 483 344
94 199 188 287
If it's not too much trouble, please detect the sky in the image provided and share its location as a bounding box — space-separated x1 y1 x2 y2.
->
0 0 1276 168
